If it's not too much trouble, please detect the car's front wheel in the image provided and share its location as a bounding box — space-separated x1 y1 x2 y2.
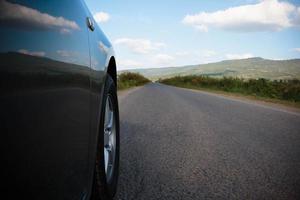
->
92 75 120 200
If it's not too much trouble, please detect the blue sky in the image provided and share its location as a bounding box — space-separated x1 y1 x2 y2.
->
85 0 300 70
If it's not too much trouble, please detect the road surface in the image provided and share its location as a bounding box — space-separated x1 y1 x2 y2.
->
116 83 300 200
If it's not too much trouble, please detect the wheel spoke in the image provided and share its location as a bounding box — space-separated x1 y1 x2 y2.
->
103 95 116 183
107 110 114 130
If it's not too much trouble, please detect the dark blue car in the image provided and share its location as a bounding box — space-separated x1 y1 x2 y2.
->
0 1 120 199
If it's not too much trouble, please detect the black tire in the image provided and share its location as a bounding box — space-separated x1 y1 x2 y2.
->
92 75 120 200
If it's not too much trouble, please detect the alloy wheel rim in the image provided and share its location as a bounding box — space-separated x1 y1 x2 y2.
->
103 95 116 183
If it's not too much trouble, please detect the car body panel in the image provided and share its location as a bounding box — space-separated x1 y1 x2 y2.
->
0 0 114 199
81 3 116 198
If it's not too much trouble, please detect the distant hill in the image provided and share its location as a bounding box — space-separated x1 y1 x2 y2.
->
121 57 300 80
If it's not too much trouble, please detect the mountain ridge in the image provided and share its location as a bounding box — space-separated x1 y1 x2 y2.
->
121 57 300 80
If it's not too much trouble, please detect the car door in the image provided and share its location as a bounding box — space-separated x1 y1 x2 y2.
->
83 1 114 187
0 0 92 199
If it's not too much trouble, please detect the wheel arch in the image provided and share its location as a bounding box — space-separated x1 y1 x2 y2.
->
106 56 117 87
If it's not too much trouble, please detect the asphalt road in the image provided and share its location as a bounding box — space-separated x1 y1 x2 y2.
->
116 83 300 200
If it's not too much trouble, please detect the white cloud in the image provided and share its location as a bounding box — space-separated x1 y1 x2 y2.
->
293 48 300 52
293 7 300 26
153 54 175 65
60 28 71 34
226 53 254 60
98 41 110 53
0 0 79 33
56 50 90 66
114 38 166 54
117 59 143 70
176 50 217 58
202 50 217 58
93 12 110 23
18 49 45 57
194 25 208 32
182 0 299 32
56 50 74 57
175 51 189 56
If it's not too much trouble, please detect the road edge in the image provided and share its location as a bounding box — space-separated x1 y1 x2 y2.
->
160 83 300 115
117 86 144 102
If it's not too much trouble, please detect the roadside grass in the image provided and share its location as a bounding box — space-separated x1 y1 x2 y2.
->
158 75 300 108
117 72 151 90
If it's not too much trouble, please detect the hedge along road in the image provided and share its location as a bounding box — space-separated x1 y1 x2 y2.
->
116 83 300 200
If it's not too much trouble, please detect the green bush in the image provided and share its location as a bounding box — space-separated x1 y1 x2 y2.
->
117 72 151 90
159 75 300 102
